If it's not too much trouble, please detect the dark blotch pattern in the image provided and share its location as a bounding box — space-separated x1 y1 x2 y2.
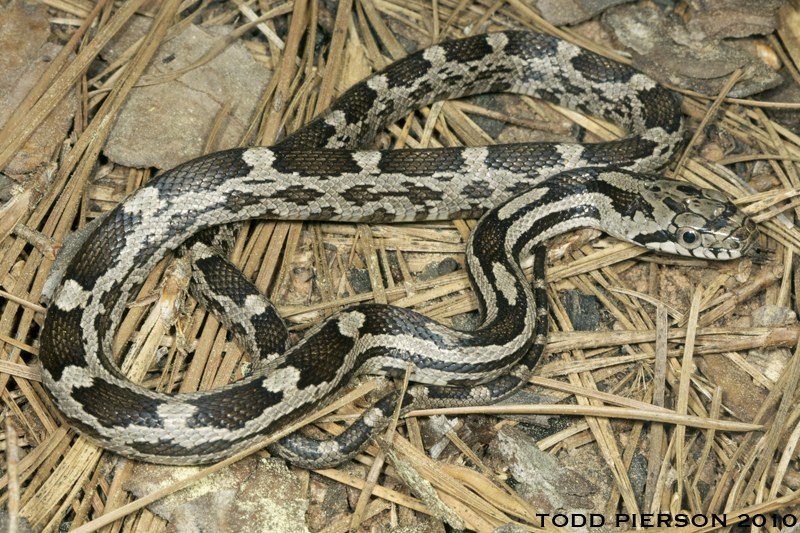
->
269 184 326 204
40 307 91 380
570 52 633 85
71 378 168 430
637 87 683 133
378 148 467 176
340 184 384 206
184 378 284 430
340 181 442 208
279 317 357 390
676 184 701 196
403 181 443 205
462 180 496 199
191 254 289 355
662 196 686 215
271 149 363 177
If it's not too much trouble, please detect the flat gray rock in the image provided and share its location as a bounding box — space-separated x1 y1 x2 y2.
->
105 24 271 170
535 0 632 26
0 2 76 174
606 6 782 98
686 0 784 40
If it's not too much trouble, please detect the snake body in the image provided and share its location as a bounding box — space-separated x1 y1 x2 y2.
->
39 31 758 467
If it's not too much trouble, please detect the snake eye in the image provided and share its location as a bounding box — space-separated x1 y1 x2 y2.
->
677 227 701 249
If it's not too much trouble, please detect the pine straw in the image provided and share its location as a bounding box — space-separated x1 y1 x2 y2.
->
3 0 800 531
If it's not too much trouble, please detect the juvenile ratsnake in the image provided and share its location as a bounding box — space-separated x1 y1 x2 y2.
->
39 31 759 468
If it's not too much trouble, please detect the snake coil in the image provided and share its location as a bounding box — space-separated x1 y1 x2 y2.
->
40 31 758 467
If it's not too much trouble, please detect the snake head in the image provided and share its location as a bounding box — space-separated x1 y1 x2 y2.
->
632 180 759 260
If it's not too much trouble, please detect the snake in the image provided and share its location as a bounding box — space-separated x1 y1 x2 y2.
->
38 31 759 468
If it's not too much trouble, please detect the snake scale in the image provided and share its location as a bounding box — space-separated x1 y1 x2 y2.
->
39 31 758 468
